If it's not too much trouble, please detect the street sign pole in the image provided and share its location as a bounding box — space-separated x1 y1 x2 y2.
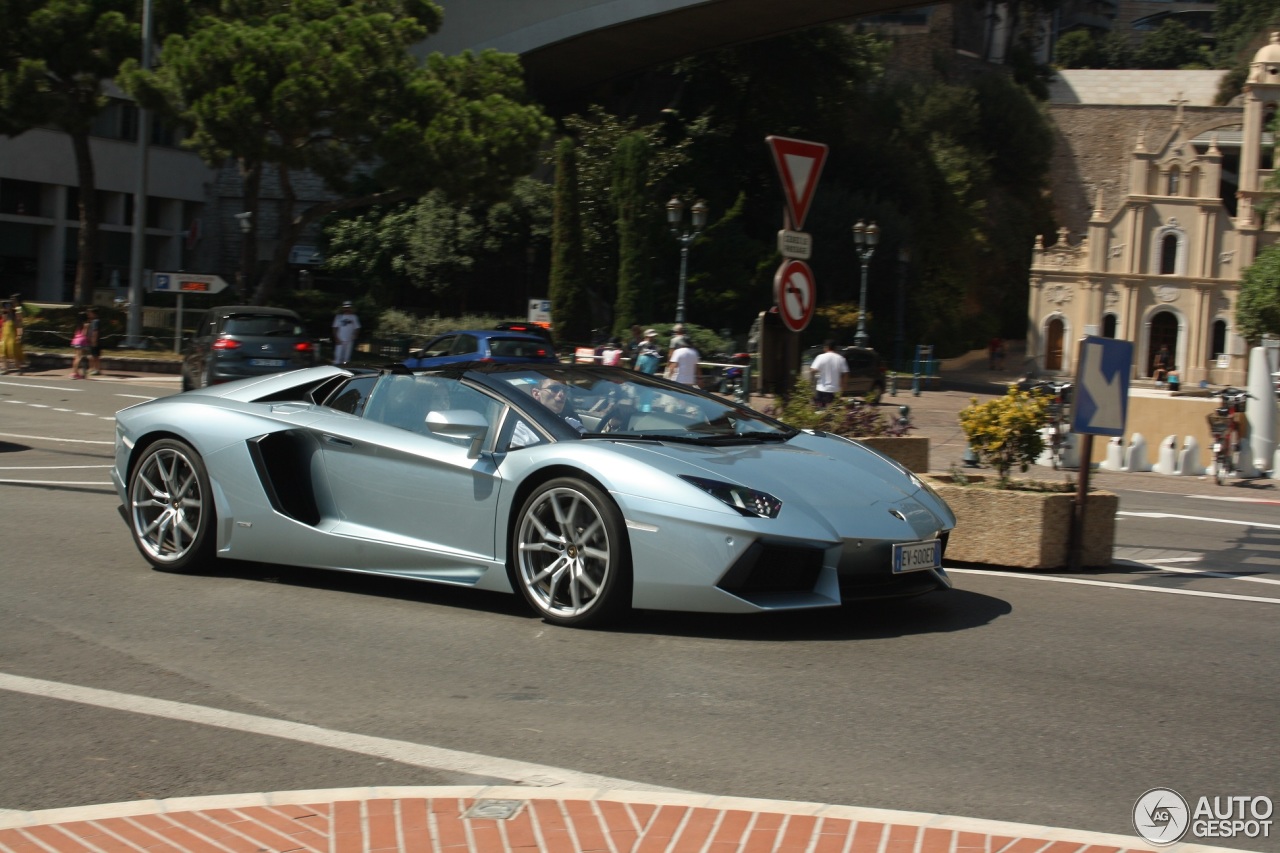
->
1067 335 1133 570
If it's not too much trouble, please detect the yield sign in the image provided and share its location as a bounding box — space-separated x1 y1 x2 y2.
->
766 135 828 231
774 259 817 333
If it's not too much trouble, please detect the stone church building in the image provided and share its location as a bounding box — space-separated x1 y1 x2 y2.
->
1028 35 1280 385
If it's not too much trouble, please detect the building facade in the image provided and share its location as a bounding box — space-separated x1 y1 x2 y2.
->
1027 35 1280 385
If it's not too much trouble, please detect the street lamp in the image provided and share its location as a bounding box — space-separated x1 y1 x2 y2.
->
666 196 708 325
852 220 879 348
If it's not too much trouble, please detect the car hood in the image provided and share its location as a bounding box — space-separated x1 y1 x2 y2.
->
603 431 952 527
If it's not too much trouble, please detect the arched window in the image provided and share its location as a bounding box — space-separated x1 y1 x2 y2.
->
1167 168 1180 196
1212 319 1227 358
1102 314 1117 338
1160 234 1178 274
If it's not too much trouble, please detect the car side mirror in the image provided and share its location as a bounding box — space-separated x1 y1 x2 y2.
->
425 409 488 458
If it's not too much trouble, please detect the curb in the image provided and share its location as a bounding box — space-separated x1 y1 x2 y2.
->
0 786 1248 853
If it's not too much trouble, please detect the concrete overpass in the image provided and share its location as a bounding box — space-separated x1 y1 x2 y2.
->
428 0 915 102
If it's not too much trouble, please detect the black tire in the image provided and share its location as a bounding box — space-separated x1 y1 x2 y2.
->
127 438 217 573
181 371 193 392
511 477 631 628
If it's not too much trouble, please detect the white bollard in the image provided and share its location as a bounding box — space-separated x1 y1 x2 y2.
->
1246 345 1277 475
1124 433 1151 472
1177 436 1205 476
1100 436 1125 471
1152 435 1178 475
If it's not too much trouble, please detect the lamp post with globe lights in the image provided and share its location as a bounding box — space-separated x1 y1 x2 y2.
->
852 220 879 348
666 197 708 325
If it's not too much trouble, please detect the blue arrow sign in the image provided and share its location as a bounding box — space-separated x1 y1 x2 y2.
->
1072 335 1132 437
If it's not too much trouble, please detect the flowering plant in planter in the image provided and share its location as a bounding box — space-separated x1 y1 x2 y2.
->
958 386 1050 485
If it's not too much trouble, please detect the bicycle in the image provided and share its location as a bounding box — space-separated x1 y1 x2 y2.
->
1028 380 1073 469
1206 386 1252 485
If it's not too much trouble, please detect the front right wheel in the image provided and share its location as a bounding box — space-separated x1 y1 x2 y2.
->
512 478 631 628
127 438 217 573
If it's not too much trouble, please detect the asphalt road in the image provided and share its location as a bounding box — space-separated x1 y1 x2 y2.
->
1 373 1276 852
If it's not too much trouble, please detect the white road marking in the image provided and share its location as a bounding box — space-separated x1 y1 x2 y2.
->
0 673 683 793
116 394 158 400
0 480 113 486
1119 510 1280 530
1153 564 1280 586
0 433 112 445
949 567 1280 604
1191 493 1280 505
0 465 112 470
0 381 81 391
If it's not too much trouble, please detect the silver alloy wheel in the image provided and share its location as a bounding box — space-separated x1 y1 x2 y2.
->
130 443 207 566
516 485 612 620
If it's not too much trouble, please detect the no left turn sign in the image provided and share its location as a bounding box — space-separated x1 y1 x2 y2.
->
774 259 816 332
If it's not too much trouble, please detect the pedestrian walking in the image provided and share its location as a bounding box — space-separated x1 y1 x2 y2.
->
634 329 662 374
331 301 361 366
69 312 90 379
666 335 701 387
8 293 26 373
86 306 102 375
0 299 16 373
809 340 848 407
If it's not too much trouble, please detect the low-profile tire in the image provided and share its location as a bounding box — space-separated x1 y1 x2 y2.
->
127 438 217 573
511 477 631 628
180 370 193 392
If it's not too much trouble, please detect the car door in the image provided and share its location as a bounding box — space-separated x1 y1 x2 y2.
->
312 374 507 581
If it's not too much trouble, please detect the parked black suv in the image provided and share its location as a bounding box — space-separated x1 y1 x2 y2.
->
802 344 887 403
181 305 317 390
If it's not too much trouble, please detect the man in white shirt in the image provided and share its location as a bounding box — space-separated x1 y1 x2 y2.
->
331 301 361 365
809 340 847 407
666 336 701 386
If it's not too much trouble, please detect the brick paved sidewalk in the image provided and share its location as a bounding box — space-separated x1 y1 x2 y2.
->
2 787 1236 853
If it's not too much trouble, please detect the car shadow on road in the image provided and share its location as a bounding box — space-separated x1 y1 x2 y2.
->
194 560 1011 640
629 588 1011 641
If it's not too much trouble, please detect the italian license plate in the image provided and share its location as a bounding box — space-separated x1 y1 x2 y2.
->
892 539 941 574
249 358 285 367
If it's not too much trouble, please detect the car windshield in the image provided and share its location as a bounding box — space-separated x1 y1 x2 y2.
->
491 366 797 443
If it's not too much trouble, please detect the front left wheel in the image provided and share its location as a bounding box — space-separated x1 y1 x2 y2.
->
512 478 631 628
127 438 217 573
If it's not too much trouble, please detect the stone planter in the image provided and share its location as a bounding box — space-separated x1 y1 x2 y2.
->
859 436 929 473
924 474 1118 569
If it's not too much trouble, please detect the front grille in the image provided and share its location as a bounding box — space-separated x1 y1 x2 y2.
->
717 542 824 596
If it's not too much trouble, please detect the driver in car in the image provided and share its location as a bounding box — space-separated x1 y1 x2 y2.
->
529 377 586 432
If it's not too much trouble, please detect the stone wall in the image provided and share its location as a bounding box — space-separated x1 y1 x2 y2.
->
1045 104 1239 241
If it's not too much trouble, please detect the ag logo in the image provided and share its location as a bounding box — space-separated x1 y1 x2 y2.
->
1133 788 1190 845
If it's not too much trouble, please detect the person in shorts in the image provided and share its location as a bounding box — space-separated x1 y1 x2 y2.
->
809 340 848 407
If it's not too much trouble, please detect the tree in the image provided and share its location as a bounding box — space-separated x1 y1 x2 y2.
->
1133 20 1208 69
1054 30 1102 68
123 0 552 304
321 176 551 315
1236 243 1280 344
610 132 653 338
549 137 591 344
0 0 136 305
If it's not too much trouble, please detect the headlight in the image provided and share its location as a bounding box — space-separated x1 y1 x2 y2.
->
680 475 782 518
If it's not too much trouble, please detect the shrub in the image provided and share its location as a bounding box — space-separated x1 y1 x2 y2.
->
763 374 909 438
958 386 1050 484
